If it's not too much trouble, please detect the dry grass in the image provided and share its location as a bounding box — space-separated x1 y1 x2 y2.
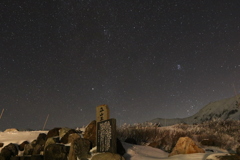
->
117 120 240 152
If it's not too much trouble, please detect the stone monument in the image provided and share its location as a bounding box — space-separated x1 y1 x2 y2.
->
96 105 116 153
97 118 116 153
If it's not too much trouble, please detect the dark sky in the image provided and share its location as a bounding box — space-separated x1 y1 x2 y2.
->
0 0 240 130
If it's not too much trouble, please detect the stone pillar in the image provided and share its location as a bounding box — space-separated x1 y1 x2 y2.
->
97 118 117 153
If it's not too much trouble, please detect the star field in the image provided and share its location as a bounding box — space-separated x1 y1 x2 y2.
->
0 1 240 130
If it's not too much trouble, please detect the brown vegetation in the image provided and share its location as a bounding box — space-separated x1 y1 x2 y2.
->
117 120 240 152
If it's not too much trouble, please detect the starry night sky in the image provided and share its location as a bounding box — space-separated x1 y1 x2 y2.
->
1 1 240 130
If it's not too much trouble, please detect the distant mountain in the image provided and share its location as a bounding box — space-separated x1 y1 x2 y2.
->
149 95 240 126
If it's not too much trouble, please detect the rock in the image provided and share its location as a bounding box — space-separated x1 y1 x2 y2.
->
0 154 5 160
46 128 61 139
18 141 29 151
83 120 97 147
32 144 43 155
23 144 34 155
124 138 137 145
60 129 77 144
0 143 4 148
68 133 81 144
91 153 125 160
169 137 205 157
44 137 60 151
31 140 37 148
1 143 18 159
201 139 215 146
68 138 91 160
59 128 71 140
36 133 47 146
4 128 18 133
31 133 47 155
44 144 69 160
117 139 126 156
236 146 240 155
0 148 12 160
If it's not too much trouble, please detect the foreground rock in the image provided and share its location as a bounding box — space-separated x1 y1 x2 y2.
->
46 128 61 139
68 138 91 160
169 137 205 157
83 120 97 147
0 143 18 159
60 129 78 144
91 153 125 160
44 144 69 160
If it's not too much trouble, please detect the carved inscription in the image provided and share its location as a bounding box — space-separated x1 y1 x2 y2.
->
97 119 116 153
96 105 109 122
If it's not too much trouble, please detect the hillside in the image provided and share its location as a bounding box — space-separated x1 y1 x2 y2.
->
150 95 240 126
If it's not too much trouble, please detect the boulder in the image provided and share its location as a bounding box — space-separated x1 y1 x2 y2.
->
67 133 81 144
60 129 77 144
59 128 71 140
0 148 12 160
18 141 29 151
124 138 137 145
46 128 61 139
23 144 33 155
32 144 43 155
36 133 47 146
68 138 91 160
44 137 60 151
1 143 18 159
31 140 37 148
0 154 6 160
83 120 97 147
44 144 69 160
31 133 47 155
169 137 205 157
91 153 125 160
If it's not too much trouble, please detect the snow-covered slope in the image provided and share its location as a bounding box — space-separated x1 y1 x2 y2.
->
150 95 240 126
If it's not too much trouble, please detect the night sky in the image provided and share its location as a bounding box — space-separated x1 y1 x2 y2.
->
1 1 240 130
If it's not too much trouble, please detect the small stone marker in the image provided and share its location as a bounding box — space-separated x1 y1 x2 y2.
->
97 118 117 153
96 105 110 122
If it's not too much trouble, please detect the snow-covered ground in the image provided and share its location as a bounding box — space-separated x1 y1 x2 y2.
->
0 130 230 160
